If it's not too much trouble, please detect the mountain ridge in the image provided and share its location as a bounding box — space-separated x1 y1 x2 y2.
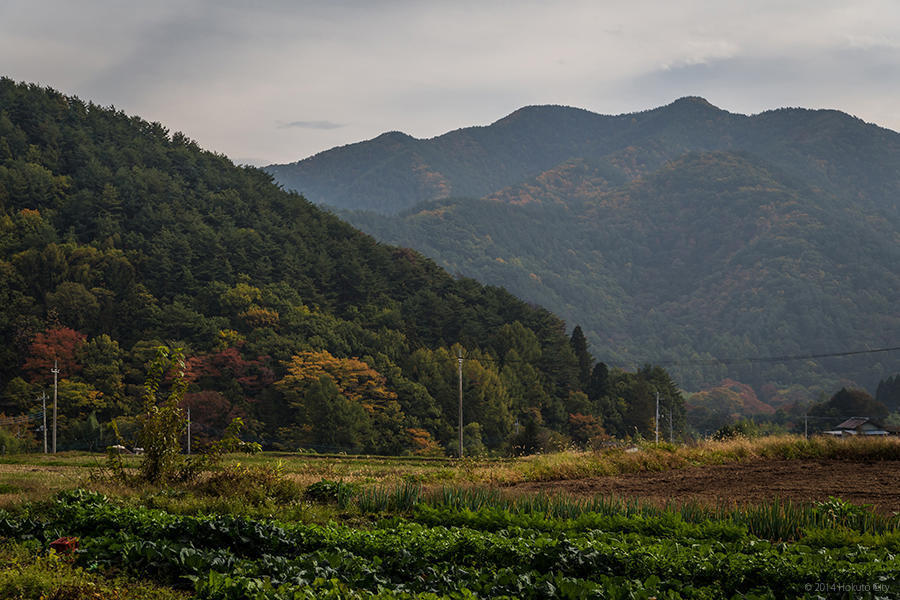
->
266 98 900 219
278 101 900 401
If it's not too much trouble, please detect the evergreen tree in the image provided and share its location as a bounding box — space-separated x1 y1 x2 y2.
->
875 374 900 413
810 388 889 422
587 362 609 402
304 376 371 452
569 325 593 391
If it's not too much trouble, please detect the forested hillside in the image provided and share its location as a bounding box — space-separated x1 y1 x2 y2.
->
267 99 900 406
0 79 684 453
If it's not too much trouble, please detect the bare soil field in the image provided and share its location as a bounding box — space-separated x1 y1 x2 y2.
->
511 459 900 514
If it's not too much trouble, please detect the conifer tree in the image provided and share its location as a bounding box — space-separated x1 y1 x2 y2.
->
569 325 593 391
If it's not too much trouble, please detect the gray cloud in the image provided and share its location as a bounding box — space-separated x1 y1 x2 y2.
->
2 0 900 164
277 120 344 130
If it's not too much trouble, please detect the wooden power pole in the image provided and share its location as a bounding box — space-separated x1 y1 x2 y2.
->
51 360 59 454
41 391 48 454
458 349 464 459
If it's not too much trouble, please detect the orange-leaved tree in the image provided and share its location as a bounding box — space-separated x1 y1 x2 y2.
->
22 327 86 382
278 350 408 453
281 350 397 410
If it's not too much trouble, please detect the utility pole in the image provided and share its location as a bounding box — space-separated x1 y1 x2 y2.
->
51 360 59 454
655 390 659 445
458 348 464 459
804 414 808 440
186 407 191 455
41 392 48 454
669 406 673 443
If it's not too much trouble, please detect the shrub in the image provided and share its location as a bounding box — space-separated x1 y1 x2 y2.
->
108 346 260 486
713 419 759 441
136 347 190 483
196 462 300 506
305 479 358 505
0 427 35 455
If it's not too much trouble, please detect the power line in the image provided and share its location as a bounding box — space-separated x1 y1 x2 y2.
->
414 344 900 370
0 414 39 427
653 345 900 367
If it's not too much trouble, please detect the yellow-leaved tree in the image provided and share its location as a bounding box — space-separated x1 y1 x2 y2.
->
278 350 409 454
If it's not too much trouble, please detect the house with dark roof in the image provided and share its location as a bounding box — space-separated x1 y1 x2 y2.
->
823 417 897 437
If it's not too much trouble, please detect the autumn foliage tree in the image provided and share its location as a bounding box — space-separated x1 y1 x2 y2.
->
180 390 239 445
281 350 397 408
568 412 606 445
277 350 408 453
22 327 86 382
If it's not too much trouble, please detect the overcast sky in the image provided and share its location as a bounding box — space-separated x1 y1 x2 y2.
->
3 1 900 166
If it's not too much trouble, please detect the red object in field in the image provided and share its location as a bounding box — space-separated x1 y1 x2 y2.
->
49 536 79 553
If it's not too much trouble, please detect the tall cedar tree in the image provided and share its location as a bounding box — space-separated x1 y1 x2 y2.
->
569 326 593 391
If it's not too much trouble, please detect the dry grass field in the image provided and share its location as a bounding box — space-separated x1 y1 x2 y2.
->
2 435 899 511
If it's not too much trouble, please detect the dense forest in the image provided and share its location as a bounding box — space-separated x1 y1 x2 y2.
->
0 78 686 453
267 99 900 409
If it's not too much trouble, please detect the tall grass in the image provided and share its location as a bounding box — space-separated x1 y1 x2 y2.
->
517 435 900 482
349 482 900 541
356 481 424 513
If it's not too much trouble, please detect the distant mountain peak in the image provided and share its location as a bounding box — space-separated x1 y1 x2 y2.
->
661 96 728 115
494 103 594 120
374 130 415 141
369 130 418 148
670 96 716 107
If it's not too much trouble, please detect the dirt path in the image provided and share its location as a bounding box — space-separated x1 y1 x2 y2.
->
510 459 900 514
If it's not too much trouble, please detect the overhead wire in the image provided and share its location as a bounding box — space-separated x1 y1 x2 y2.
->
422 344 900 368
652 345 900 367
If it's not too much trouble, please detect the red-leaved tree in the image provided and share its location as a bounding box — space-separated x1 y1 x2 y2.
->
22 327 86 383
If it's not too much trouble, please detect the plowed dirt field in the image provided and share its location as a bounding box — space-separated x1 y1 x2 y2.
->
511 459 900 514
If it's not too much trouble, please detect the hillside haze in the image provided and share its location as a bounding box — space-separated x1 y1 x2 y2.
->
267 99 900 401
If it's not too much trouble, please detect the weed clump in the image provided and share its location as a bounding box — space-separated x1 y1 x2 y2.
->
305 479 358 506
197 462 300 506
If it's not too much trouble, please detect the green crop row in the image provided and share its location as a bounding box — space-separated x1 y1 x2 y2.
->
353 483 900 541
1 491 897 599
